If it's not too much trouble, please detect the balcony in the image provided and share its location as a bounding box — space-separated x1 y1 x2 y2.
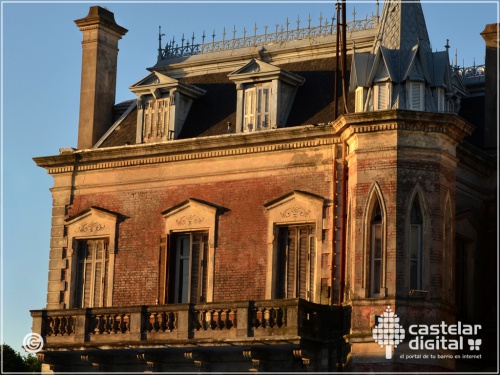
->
31 299 345 371
31 299 341 348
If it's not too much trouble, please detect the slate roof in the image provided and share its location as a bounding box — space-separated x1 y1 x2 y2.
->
98 56 353 148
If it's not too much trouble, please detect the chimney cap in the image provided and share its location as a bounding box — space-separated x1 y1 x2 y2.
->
74 6 127 36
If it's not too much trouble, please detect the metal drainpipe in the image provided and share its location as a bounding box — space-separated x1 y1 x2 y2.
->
338 153 348 306
331 147 338 306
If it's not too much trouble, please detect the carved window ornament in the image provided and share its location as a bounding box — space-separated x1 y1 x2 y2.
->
263 191 324 301
130 71 205 142
228 59 304 133
162 199 219 303
65 207 119 308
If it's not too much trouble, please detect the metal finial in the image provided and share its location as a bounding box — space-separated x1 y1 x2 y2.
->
158 26 166 61
445 39 450 52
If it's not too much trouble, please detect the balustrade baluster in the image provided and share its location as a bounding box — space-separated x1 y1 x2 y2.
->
60 317 68 335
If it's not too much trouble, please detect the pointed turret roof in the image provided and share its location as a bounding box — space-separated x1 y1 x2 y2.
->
374 0 431 54
349 0 467 113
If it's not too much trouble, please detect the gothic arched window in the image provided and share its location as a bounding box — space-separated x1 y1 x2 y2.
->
409 198 423 290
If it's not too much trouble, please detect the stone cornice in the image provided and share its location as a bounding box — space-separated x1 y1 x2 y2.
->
33 125 339 175
333 110 474 144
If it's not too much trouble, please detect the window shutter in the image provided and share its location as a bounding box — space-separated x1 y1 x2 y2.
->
256 87 270 130
244 89 255 132
355 87 366 112
83 242 93 308
277 227 288 299
190 233 208 304
308 228 315 301
375 83 390 110
409 82 424 111
158 234 167 304
287 228 297 298
437 88 445 112
298 227 308 299
200 233 208 302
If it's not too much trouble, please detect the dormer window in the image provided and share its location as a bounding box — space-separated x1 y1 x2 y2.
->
244 84 270 132
435 87 445 113
130 72 205 142
407 81 425 111
373 82 391 110
355 87 367 113
143 97 172 142
229 59 304 134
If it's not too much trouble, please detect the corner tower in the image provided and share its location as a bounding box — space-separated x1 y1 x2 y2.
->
75 6 127 149
350 0 467 113
341 0 474 370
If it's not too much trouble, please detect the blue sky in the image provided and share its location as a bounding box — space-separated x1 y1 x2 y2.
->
1 0 498 353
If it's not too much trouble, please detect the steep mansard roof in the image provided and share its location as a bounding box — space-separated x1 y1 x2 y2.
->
98 55 355 148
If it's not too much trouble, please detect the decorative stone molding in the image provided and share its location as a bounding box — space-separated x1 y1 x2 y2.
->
264 191 325 300
162 199 221 302
65 207 120 307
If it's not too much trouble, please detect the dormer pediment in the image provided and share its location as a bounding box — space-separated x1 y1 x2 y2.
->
403 45 432 83
228 59 304 86
369 46 398 83
130 71 205 99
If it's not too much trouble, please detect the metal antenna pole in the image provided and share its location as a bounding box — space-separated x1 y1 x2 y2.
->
334 1 341 119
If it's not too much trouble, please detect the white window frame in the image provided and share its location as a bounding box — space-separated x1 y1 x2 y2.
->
373 82 391 110
407 81 425 111
243 85 271 133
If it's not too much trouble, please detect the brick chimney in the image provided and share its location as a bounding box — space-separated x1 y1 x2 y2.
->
75 6 127 149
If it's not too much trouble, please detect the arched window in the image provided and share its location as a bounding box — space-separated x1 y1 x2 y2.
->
370 201 383 296
409 199 423 290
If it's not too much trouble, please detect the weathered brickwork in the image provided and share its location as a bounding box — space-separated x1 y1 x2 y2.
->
59 145 335 306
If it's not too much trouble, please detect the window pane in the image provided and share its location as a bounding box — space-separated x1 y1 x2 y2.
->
410 261 417 290
178 258 190 303
373 260 381 294
371 223 382 295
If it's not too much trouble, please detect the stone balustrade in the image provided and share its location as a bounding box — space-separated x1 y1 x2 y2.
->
31 299 340 347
